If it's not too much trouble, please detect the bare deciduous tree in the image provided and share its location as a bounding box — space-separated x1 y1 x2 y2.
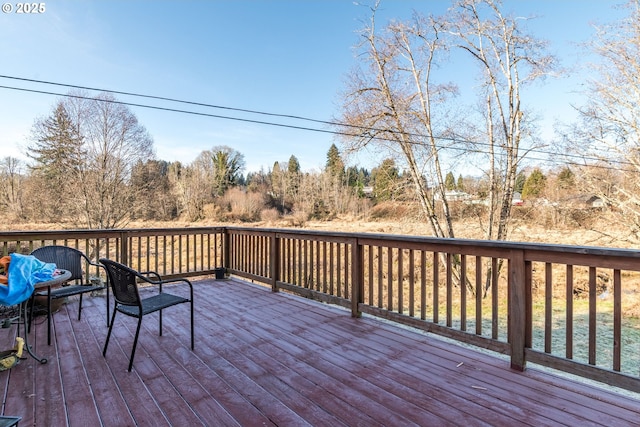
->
338 0 554 243
0 157 26 220
560 1 640 241
338 2 457 238
30 92 154 228
448 0 554 242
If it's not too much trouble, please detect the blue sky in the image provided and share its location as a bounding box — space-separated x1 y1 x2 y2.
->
0 1 629 174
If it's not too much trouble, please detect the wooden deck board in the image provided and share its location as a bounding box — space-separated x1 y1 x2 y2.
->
0 277 638 426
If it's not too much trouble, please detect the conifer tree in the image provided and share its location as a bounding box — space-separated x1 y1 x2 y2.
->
325 144 345 184
522 169 546 199
445 172 456 191
29 102 84 189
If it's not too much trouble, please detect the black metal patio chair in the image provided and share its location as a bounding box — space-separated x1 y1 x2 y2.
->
99 258 194 372
30 245 108 345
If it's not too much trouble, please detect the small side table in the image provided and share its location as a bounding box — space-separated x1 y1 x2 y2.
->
18 270 71 364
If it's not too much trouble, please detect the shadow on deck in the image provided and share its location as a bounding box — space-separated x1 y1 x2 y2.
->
0 277 638 426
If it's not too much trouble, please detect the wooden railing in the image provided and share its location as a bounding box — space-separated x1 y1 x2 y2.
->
0 228 225 280
227 227 640 394
2 226 639 393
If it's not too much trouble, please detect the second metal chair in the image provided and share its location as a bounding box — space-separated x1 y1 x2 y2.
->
99 258 194 372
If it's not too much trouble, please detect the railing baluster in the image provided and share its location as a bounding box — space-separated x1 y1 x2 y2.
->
398 248 403 315
446 253 452 327
409 249 414 318
387 247 393 311
421 251 426 321
614 268 621 372
377 246 383 308
498 258 502 343
589 266 597 365
475 256 482 335
461 254 467 332
566 264 574 359
337 243 342 298
433 252 439 324
545 262 553 354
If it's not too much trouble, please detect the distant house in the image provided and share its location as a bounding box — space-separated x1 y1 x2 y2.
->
512 192 524 206
434 190 471 202
561 194 606 209
362 186 374 197
585 195 605 208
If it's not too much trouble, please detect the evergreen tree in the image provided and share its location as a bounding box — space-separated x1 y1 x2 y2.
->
445 172 456 191
29 102 84 188
372 158 399 202
557 167 575 190
286 155 301 199
325 144 345 183
457 175 464 192
287 155 300 174
28 102 85 219
211 146 245 196
270 161 284 202
522 168 546 199
515 172 526 194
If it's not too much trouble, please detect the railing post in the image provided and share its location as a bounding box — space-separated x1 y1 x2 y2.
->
119 232 129 265
270 232 280 293
223 228 230 270
351 238 363 318
509 249 527 371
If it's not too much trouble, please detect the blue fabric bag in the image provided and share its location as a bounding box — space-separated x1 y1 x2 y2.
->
0 254 57 306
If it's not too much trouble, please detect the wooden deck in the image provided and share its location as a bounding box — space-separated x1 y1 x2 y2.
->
0 277 638 426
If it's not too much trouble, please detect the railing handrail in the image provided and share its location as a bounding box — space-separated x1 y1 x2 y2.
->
228 226 640 261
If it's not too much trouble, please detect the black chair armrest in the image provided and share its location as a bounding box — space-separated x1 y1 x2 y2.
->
142 275 193 296
78 253 108 280
138 270 162 281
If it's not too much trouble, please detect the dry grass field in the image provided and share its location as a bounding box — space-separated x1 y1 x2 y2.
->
1 209 633 248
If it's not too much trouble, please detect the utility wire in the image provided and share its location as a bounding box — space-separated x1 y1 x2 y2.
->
0 74 333 127
0 76 633 172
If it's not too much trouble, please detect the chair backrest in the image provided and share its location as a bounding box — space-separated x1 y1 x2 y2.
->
31 246 86 281
99 259 142 307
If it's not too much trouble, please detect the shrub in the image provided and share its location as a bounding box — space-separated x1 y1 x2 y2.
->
283 210 309 227
260 208 280 223
369 202 414 220
217 188 264 222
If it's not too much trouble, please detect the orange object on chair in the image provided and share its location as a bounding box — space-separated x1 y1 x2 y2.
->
0 256 10 285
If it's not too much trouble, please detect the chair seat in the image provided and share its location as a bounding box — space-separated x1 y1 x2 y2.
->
117 293 189 318
35 284 105 299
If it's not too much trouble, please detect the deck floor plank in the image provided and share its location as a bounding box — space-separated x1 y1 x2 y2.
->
204 288 488 426
70 306 138 427
0 278 637 426
239 292 549 425
46 306 102 427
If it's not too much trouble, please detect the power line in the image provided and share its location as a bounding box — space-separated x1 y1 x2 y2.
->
0 82 514 159
0 74 334 127
0 76 632 172
0 84 344 136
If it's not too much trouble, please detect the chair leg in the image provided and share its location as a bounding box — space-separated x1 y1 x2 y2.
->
128 317 143 372
27 296 35 334
47 288 52 346
106 286 110 327
102 309 118 358
77 293 83 321
190 299 194 350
